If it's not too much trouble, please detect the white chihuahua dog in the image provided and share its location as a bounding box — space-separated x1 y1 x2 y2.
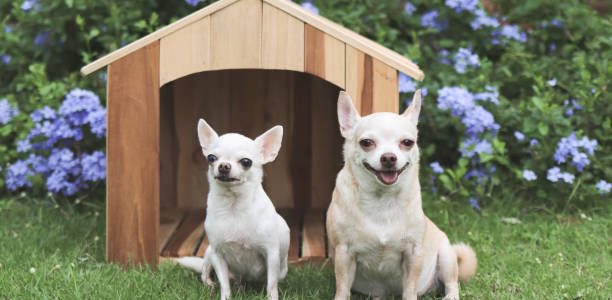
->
177 119 290 300
326 91 477 300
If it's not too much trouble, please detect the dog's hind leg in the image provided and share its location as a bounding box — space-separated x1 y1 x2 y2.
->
437 242 460 300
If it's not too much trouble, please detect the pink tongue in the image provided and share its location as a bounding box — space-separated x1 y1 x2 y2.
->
379 171 399 185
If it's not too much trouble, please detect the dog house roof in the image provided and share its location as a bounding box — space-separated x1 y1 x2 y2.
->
81 0 424 82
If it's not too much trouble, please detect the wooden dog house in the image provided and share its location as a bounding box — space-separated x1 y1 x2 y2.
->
81 0 423 266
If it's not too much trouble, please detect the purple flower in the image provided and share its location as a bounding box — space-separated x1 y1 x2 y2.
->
563 99 582 117
550 19 563 28
595 180 611 194
184 0 201 6
462 106 499 136
553 133 597 171
437 87 475 115
493 25 527 43
514 131 525 141
21 0 37 11
1 54 11 65
469 197 481 210
453 48 480 74
25 154 49 174
473 86 500 105
59 89 102 126
5 26 12 33
470 9 499 29
530 139 539 147
399 73 417 93
522 169 537 181
0 99 19 125
404 2 416 15
6 160 34 190
474 139 493 155
81 151 106 182
30 106 56 122
430 162 444 174
34 31 49 46
301 1 319 15
421 10 447 30
445 0 478 13
547 167 574 184
439 49 451 65
85 108 107 137
547 78 557 87
16 139 31 153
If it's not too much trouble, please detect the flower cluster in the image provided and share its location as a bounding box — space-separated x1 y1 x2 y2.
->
546 167 575 184
421 10 447 30
403 2 416 15
470 9 499 29
184 0 202 6
453 48 480 74
493 25 527 44
553 133 597 172
445 0 478 13
301 1 319 15
398 73 417 93
595 180 611 194
0 99 19 125
563 99 582 117
4 89 107 196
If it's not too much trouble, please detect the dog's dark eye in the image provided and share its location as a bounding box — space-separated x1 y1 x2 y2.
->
401 139 415 148
207 154 217 163
359 139 375 150
239 158 252 169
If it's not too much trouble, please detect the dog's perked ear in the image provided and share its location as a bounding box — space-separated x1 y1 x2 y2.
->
401 89 422 124
255 125 283 164
197 118 219 152
337 91 361 138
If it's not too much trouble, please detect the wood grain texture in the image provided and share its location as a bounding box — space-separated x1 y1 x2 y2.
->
106 41 160 266
263 0 423 80
310 79 343 209
82 0 239 75
159 84 178 208
278 209 301 260
159 210 185 253
211 0 262 70
196 234 209 257
262 3 304 71
160 16 211 86
304 24 346 88
301 209 326 258
162 210 205 257
372 58 399 113
173 76 209 209
344 45 365 113
290 73 312 211
262 71 295 208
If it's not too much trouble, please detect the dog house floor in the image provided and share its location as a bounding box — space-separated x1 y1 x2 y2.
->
159 208 329 265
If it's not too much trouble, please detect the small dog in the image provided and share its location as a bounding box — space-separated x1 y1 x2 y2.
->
326 91 477 300
177 119 290 300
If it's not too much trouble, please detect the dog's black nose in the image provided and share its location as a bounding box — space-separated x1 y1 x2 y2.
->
380 153 397 168
218 163 231 174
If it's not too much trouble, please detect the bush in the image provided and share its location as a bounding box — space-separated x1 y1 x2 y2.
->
1 0 610 210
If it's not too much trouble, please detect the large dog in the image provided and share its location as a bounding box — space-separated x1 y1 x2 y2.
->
326 90 477 300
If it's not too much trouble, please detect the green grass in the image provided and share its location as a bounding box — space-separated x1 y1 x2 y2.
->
0 197 609 299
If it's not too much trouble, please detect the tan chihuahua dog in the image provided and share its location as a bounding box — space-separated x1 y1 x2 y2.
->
326 90 477 300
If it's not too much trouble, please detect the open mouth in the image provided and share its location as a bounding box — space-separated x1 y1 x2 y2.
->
363 162 409 185
214 175 239 182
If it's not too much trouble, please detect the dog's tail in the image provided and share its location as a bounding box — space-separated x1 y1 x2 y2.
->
453 243 477 282
176 256 205 273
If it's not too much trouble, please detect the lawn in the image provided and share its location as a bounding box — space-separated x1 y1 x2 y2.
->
0 196 609 299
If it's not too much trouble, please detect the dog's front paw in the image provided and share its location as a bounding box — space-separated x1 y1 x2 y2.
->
442 295 459 300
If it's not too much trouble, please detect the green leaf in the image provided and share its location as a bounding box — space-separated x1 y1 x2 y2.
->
538 123 549 135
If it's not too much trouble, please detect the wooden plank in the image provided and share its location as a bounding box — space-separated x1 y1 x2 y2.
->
372 58 399 113
160 16 211 86
106 41 160 266
159 210 185 253
162 210 206 257
290 73 312 211
262 3 304 71
173 76 209 209
196 234 209 257
310 79 343 209
261 71 294 208
278 209 301 260
229 71 266 138
211 0 262 70
301 209 326 258
344 45 365 114
159 84 178 208
263 0 424 80
81 0 240 75
304 25 345 88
